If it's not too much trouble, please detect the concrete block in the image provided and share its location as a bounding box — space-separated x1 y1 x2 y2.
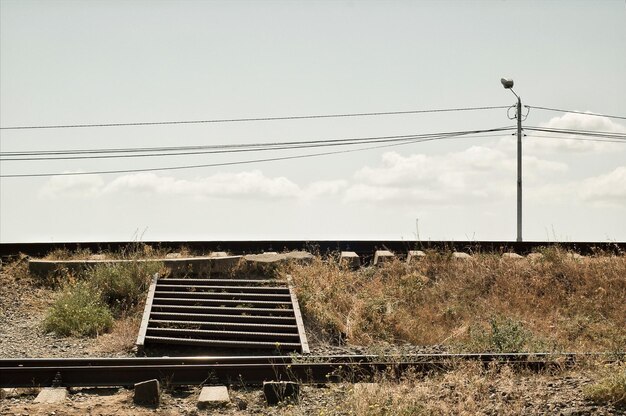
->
244 251 313 265
1 388 17 399
453 252 471 260
502 252 523 259
373 250 394 265
33 387 67 404
406 250 426 263
197 386 230 409
134 379 160 407
340 251 360 268
263 381 300 405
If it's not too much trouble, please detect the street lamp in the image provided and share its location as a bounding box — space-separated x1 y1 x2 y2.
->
501 78 523 242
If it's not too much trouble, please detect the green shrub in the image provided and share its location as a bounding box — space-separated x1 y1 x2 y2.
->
87 261 162 310
468 317 538 353
43 282 113 336
585 364 626 409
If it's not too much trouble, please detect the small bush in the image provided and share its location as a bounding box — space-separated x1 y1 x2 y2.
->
43 282 113 336
88 261 162 311
467 317 547 353
585 364 626 409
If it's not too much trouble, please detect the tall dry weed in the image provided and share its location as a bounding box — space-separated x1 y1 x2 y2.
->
285 249 626 351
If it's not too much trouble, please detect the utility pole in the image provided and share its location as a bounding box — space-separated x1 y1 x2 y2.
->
501 78 523 242
516 96 522 242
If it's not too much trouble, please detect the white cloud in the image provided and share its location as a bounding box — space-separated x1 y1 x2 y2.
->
39 173 104 199
579 166 626 206
39 170 348 202
500 112 626 154
102 171 301 200
345 147 566 205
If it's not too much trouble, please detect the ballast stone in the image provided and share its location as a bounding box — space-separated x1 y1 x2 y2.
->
33 387 67 404
134 379 160 407
197 386 230 409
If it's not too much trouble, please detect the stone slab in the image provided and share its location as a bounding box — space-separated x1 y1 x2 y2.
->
406 250 426 263
197 386 230 409
373 250 394 265
263 381 300 405
244 251 314 265
134 379 160 407
29 256 243 277
33 388 67 404
1 388 17 399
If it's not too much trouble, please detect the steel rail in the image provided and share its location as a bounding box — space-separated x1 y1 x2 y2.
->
1 353 612 388
1 240 624 259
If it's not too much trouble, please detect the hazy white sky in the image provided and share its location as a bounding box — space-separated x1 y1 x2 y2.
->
1 0 625 243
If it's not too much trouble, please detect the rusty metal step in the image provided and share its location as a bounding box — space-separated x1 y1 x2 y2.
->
151 304 294 315
154 290 291 301
146 327 300 341
137 275 309 354
151 297 293 307
149 319 298 333
155 284 290 294
144 336 302 349
149 311 297 324
160 278 280 286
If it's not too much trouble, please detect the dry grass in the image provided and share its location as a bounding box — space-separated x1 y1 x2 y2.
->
585 363 626 409
285 248 626 352
91 313 143 354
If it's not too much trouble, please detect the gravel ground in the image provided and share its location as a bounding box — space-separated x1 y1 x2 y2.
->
2 370 624 415
1 262 623 415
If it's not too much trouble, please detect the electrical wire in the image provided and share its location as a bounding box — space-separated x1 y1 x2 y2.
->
0 130 513 178
0 129 514 162
524 127 626 140
526 106 626 121
524 135 626 144
0 105 511 130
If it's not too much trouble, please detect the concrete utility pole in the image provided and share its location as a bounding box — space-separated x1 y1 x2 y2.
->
501 78 523 242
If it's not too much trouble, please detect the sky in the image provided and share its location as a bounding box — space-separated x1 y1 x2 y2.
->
1 0 625 243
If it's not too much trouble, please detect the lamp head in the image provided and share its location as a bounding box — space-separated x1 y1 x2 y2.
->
501 78 514 89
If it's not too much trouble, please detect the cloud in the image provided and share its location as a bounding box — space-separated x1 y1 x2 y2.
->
345 147 567 205
39 170 347 201
500 112 626 154
102 171 301 200
39 173 104 199
579 166 626 206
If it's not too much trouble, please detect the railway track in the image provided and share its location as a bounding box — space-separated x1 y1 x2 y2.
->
1 353 600 388
2 240 624 259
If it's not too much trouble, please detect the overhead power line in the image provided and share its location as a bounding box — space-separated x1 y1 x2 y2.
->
524 126 626 140
525 135 626 144
0 128 514 162
0 127 513 178
526 106 626 121
0 105 510 130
